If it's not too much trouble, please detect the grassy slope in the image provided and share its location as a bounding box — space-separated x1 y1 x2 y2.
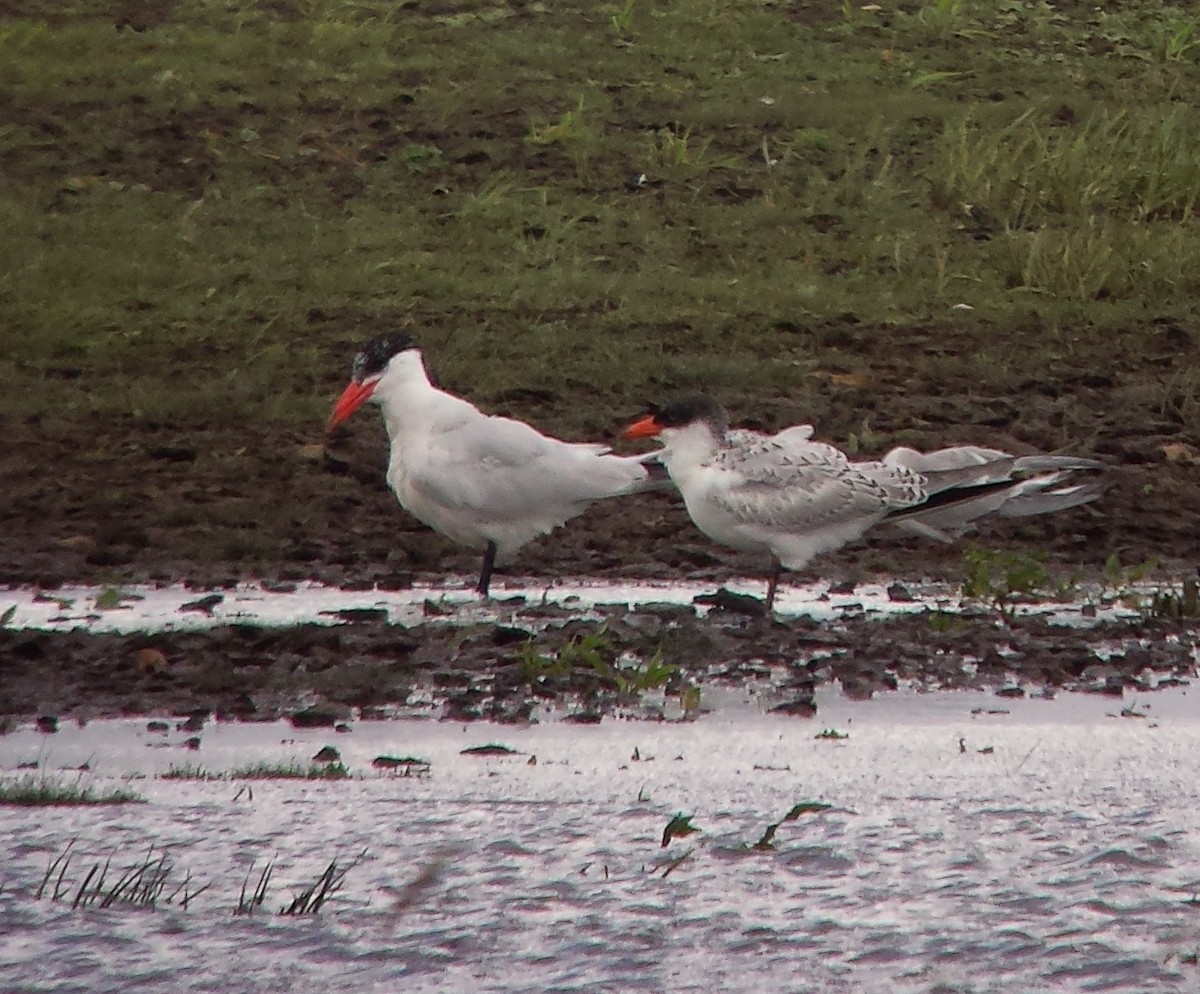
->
1 0 1199 581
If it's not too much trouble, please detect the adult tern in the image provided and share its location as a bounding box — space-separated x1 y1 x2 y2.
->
328 333 657 595
623 395 1104 611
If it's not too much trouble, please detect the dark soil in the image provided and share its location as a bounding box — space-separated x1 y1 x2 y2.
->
2 584 1197 729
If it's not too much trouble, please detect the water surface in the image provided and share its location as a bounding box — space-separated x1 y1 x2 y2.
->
3 689 1199 992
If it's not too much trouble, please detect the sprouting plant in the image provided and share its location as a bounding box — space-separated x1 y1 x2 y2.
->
751 801 833 850
643 126 739 178
917 0 967 35
0 773 143 806
649 127 701 167
927 610 962 632
594 648 677 695
814 728 848 740
279 852 365 915
94 588 128 610
678 683 702 719
517 628 677 696
661 813 698 847
1097 552 1159 610
961 546 1056 619
401 142 442 174
516 639 572 682
1147 575 1200 620
235 861 273 915
527 97 591 147
610 0 636 35
1163 15 1200 62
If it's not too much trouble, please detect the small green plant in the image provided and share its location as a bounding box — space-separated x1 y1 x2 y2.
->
1162 13 1200 62
1097 552 1159 610
610 0 636 35
917 0 967 35
595 648 677 696
163 761 349 780
517 628 677 696
232 761 350 780
643 126 739 179
814 728 849 740
927 609 963 632
1147 576 1200 620
661 813 698 847
161 764 224 781
961 546 1055 618
0 773 143 806
751 801 833 850
94 588 129 610
678 683 702 719
516 639 573 682
401 142 442 174
527 97 593 147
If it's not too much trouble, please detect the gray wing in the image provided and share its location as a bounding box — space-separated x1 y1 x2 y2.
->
882 444 1105 537
709 430 925 531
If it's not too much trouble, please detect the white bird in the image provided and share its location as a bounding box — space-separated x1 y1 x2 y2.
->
327 333 657 596
623 395 1104 612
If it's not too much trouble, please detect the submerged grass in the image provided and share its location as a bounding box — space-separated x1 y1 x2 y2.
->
36 842 362 915
162 761 351 780
0 773 143 806
3 0 1200 435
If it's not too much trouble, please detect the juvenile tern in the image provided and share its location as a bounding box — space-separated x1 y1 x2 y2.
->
623 395 1103 611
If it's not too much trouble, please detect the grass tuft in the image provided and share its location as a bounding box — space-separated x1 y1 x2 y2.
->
0 773 143 806
163 760 350 780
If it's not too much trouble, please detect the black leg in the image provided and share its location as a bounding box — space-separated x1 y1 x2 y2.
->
476 541 498 597
764 557 782 614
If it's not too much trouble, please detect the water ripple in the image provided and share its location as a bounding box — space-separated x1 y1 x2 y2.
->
3 705 1200 992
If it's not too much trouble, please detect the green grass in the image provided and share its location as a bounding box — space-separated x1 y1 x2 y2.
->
163 760 350 780
0 773 143 805
2 0 1200 437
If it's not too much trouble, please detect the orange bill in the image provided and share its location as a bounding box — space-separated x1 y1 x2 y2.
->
326 379 378 432
622 415 663 440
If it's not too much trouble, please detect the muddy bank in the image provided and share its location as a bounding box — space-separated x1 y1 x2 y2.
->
3 596 1194 727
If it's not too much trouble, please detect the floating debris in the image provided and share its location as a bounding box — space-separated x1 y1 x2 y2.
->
180 595 224 615
460 743 521 757
371 755 431 775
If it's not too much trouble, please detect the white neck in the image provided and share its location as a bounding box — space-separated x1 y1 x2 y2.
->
370 349 437 433
658 420 724 479
370 348 481 443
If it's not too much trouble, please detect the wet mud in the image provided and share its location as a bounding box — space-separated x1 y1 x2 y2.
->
2 592 1195 727
4 328 1200 726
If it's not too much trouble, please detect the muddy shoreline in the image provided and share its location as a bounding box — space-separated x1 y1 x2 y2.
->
4 395 1199 728
3 584 1196 727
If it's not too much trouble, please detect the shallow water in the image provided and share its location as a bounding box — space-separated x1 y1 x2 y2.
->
3 688 1200 993
0 577 1139 633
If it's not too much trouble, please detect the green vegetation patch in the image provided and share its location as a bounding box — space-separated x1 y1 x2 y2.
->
4 0 1200 433
162 760 350 780
0 773 144 806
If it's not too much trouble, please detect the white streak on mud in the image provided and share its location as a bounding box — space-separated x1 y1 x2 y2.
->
0 579 1141 634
